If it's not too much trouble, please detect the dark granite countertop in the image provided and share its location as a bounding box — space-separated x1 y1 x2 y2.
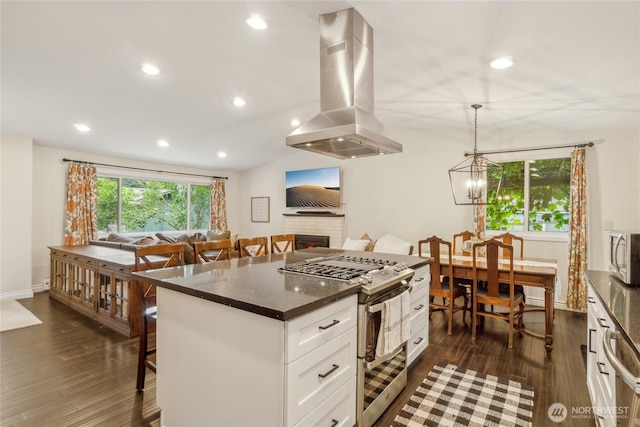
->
585 270 640 358
132 248 431 321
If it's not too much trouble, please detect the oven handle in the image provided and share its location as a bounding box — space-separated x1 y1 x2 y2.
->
603 330 640 394
367 282 410 313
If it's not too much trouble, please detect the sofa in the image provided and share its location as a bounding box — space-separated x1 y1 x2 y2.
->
90 230 238 264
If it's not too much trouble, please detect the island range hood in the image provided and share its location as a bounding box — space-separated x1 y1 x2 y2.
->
286 8 402 159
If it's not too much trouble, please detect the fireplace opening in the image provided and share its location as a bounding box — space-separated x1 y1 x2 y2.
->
295 234 330 250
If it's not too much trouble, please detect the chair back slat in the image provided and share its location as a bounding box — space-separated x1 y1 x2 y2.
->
194 239 232 263
238 237 269 258
492 232 524 259
453 230 475 255
270 234 295 254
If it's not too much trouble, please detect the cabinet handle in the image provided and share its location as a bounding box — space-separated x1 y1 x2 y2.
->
588 329 597 353
414 304 424 311
318 364 339 379
330 419 339 427
319 319 340 330
588 297 596 304
596 362 609 376
597 318 609 328
413 337 424 345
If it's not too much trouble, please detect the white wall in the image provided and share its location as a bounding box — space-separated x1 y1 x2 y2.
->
239 126 640 308
29 145 240 293
1 135 34 299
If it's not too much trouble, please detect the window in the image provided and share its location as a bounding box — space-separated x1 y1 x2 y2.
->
486 157 571 232
96 176 210 234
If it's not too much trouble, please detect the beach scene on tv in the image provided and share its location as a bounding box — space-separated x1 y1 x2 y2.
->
286 167 341 208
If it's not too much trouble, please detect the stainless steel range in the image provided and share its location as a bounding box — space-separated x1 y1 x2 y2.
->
280 254 414 427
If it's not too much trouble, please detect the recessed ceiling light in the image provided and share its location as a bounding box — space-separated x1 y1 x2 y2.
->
73 123 91 132
156 139 169 148
490 57 515 69
233 97 246 107
290 119 301 127
142 63 160 75
305 143 312 147
218 151 227 158
247 14 267 30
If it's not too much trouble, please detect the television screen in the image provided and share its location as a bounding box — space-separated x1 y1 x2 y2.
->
285 167 341 208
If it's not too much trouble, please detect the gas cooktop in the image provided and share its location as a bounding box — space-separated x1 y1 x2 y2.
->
279 255 414 295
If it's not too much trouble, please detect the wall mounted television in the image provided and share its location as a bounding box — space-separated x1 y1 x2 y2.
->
285 167 341 208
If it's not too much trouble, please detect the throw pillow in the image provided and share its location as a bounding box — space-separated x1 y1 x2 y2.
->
372 234 412 255
342 237 369 251
207 230 231 241
360 233 376 251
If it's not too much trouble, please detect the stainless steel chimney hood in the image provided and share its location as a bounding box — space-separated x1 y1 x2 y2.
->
286 8 402 159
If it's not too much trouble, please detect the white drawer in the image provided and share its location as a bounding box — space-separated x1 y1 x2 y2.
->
286 295 357 363
286 327 357 427
408 316 428 365
410 275 430 294
409 286 428 322
293 376 356 427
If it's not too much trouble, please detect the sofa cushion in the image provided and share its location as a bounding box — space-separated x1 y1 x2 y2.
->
342 237 370 251
155 232 206 264
372 234 413 255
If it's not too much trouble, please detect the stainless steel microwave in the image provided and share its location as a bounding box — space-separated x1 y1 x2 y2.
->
609 230 640 286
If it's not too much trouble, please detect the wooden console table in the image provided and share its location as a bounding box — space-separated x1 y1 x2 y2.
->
49 245 150 337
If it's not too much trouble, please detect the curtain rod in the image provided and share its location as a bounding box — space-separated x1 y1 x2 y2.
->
465 141 595 157
62 158 228 180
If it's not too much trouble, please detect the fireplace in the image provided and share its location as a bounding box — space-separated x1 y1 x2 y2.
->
295 234 330 250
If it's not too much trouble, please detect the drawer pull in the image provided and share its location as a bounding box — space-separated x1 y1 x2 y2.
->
413 337 424 345
414 304 424 311
596 362 609 376
588 329 596 353
597 318 609 328
587 297 596 304
330 419 339 427
319 319 340 330
318 364 339 379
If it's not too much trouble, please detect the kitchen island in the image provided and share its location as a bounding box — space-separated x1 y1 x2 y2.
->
132 248 430 427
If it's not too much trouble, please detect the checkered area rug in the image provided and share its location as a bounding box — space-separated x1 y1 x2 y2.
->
392 364 534 427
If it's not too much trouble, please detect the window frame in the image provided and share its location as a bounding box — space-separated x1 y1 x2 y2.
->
96 169 212 236
484 147 571 243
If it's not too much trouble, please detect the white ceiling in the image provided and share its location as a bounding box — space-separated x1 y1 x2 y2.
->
2 1 639 171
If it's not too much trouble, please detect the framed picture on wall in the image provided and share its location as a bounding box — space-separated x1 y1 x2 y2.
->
251 197 270 222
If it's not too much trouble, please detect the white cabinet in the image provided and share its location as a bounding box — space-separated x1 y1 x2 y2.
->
285 295 357 427
408 266 430 366
587 282 617 427
156 288 357 427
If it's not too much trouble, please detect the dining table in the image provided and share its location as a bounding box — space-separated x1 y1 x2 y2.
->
432 253 558 354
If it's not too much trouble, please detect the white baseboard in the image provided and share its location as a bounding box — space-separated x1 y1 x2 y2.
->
0 289 35 300
525 295 568 311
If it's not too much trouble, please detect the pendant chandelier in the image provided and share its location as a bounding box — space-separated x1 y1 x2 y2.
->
448 104 503 205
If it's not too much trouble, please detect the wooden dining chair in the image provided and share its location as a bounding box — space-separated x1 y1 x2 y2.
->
453 230 475 255
270 234 295 254
238 236 269 258
133 243 185 392
418 236 468 336
471 239 524 349
492 232 524 259
194 239 233 263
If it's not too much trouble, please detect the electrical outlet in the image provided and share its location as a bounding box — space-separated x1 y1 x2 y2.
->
43 278 50 290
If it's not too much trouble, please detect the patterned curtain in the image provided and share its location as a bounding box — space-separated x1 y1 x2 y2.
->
210 179 228 231
64 162 97 245
566 148 588 311
474 203 485 240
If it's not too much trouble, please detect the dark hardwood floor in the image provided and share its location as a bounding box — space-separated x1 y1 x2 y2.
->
1 293 593 426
